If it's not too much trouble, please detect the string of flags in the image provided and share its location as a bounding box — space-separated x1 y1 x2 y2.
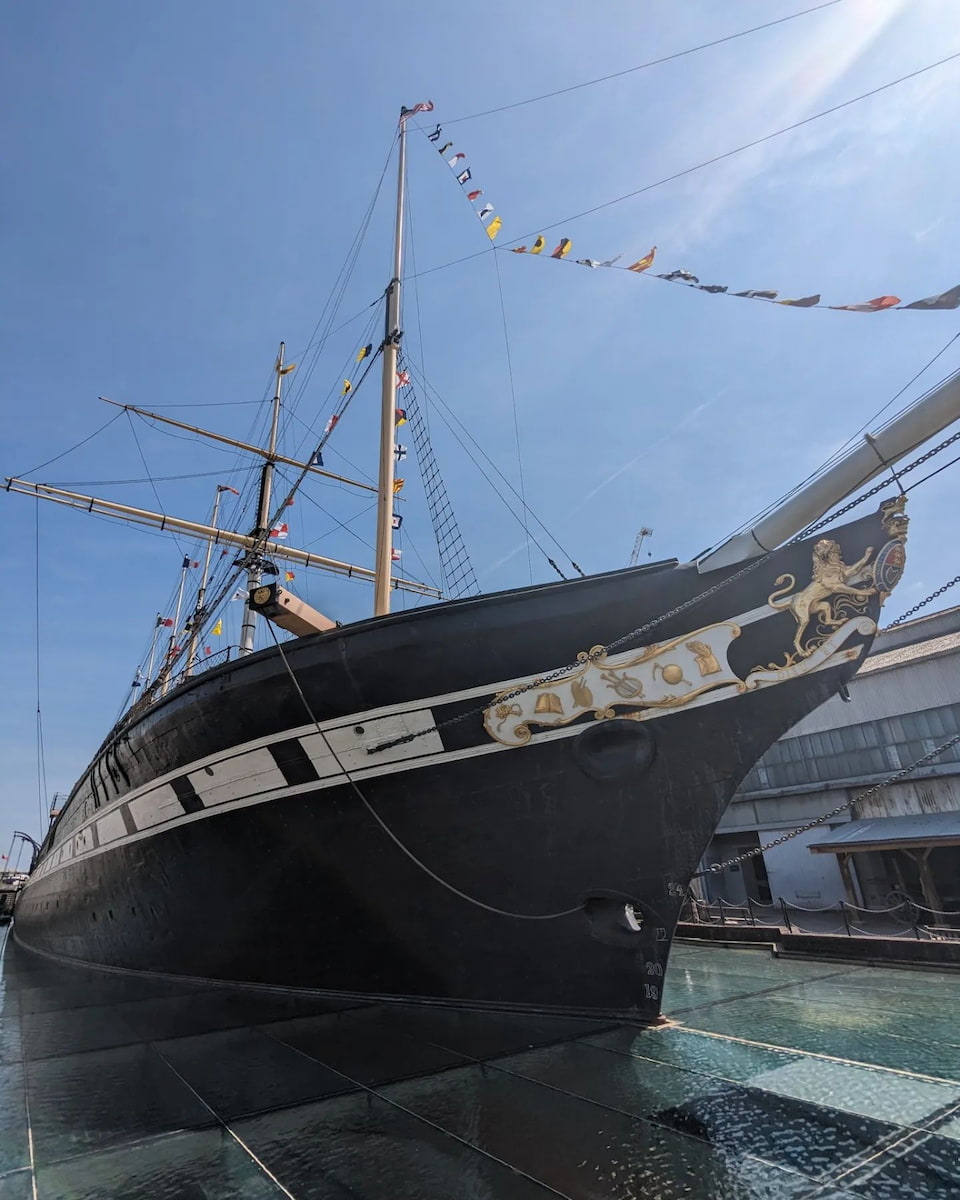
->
421 119 960 313
391 365 412 543
507 243 960 313
427 121 505 240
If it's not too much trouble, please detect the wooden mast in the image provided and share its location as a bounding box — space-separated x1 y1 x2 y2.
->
240 344 286 655
373 111 408 616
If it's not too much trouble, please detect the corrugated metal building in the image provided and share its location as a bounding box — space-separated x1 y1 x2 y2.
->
701 604 960 914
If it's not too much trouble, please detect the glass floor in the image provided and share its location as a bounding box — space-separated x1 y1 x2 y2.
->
2 927 959 1198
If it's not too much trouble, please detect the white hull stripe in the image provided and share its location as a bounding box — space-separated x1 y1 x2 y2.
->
24 636 858 888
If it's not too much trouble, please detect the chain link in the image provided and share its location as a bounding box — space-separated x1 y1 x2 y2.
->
901 427 960 480
696 732 960 876
883 575 960 630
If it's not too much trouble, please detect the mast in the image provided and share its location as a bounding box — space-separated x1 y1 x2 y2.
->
161 555 192 695
186 485 228 674
145 614 163 683
373 113 407 616
697 367 960 572
240 344 287 654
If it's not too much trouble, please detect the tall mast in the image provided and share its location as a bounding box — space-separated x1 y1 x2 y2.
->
373 114 408 616
145 614 163 683
160 556 192 695
186 485 227 674
240 343 287 654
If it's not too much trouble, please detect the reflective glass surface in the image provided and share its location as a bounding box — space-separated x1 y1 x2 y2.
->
2 928 959 1198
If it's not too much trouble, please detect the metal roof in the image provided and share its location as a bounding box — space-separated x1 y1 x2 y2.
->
809 810 960 853
859 630 960 675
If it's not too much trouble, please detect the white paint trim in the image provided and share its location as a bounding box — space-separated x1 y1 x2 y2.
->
28 619 854 892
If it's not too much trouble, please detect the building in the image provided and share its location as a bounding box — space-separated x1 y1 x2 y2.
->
700 604 960 915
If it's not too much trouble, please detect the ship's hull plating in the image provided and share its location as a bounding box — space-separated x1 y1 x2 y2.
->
15 504 904 1020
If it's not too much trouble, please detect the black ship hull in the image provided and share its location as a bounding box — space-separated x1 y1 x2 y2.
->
15 503 906 1021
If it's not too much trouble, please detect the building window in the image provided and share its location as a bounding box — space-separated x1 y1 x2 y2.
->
740 701 960 794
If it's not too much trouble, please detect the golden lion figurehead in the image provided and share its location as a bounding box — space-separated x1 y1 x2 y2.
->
812 538 842 576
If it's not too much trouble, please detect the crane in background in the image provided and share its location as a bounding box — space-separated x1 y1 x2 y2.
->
628 527 653 566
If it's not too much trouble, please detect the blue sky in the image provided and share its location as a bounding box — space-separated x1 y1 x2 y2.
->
2 0 959 849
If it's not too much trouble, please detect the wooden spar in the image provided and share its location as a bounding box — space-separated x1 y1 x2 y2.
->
4 477 443 598
99 397 376 494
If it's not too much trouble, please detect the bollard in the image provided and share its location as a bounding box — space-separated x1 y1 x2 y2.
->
840 900 851 936
718 897 726 925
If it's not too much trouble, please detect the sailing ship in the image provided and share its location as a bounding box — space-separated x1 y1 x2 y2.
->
7 108 960 1021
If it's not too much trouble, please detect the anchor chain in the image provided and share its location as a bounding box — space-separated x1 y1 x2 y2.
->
695 732 960 876
883 575 960 630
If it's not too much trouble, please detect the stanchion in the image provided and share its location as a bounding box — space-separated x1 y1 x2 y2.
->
780 898 793 932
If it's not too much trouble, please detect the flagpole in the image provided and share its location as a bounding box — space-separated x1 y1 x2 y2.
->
373 114 407 617
240 343 286 655
186 486 226 675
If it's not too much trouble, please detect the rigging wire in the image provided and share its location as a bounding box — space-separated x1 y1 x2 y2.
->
904 449 960 494
492 48 960 244
411 47 960 280
48 465 262 488
15 411 125 478
273 468 375 552
284 408 377 484
719 340 960 545
287 307 383 464
440 0 847 124
405 360 582 576
280 134 397 442
402 110 557 573
125 411 189 556
145 400 265 409
402 180 479 598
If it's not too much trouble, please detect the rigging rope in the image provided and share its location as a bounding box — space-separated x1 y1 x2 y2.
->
405 361 584 577
440 0 846 124
15 411 125 479
266 624 581 921
720 358 960 548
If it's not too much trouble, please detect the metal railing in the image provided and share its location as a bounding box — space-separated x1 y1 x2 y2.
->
687 895 960 940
